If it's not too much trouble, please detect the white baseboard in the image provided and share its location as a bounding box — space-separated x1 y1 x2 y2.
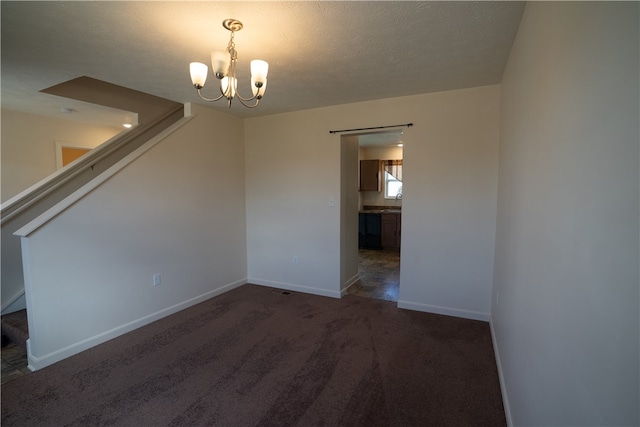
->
490 316 513 427
249 278 341 299
340 274 360 297
396 299 490 322
27 278 247 371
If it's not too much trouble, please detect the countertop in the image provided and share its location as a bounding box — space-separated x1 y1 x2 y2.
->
359 209 401 214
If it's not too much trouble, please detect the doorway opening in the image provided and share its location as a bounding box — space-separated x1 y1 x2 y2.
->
341 130 403 302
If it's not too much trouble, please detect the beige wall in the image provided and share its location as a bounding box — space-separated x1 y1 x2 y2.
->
1 109 122 202
492 2 639 426
245 84 500 320
19 104 248 369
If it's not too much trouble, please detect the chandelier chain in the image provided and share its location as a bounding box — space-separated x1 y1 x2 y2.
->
228 31 235 53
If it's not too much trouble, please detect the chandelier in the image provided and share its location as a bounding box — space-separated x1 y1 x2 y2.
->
189 19 269 108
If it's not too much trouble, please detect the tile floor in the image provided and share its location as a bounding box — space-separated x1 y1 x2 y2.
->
347 248 400 302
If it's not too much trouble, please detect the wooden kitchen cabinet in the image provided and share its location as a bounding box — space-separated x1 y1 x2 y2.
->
359 160 381 191
381 213 401 249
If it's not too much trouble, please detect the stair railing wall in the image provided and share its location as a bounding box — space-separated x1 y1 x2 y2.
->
15 104 247 370
1 105 185 314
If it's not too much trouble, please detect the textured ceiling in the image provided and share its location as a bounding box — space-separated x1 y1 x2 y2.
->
1 1 525 125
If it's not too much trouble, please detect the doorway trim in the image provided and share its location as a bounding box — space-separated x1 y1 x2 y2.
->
54 140 99 169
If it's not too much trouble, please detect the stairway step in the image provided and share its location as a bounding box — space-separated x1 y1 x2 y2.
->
1 309 28 351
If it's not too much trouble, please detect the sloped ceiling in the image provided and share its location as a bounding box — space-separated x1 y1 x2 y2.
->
1 1 525 125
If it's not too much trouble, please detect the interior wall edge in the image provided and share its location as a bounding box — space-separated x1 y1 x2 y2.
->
490 316 513 427
249 278 342 300
397 299 490 322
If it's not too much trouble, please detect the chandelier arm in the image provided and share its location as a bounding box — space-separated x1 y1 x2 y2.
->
196 88 226 103
236 91 260 102
236 97 261 108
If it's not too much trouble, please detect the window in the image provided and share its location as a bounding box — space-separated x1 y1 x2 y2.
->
383 160 402 199
385 171 402 199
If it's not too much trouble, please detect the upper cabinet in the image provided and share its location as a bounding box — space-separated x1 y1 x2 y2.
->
360 159 381 192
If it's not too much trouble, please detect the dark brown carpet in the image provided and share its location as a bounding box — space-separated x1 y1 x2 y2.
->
1 284 505 426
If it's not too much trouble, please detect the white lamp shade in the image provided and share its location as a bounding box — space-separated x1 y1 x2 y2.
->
250 60 269 85
221 76 237 98
190 62 208 88
251 77 267 97
211 50 231 77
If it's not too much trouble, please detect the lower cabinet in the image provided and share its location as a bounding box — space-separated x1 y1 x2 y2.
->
359 213 382 249
381 213 401 249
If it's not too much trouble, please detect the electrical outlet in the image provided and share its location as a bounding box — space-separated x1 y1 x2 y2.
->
293 256 299 265
153 274 161 286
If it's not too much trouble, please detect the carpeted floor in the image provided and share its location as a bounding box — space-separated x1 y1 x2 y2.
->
1 284 505 426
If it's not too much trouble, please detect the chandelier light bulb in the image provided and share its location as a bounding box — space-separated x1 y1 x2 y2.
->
250 60 269 85
190 62 208 89
211 50 231 79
